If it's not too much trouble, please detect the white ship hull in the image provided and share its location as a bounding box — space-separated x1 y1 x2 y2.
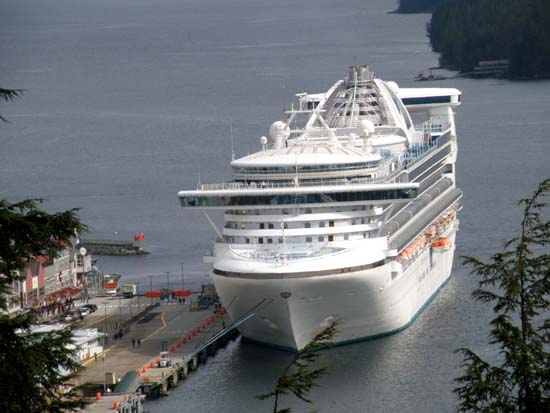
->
178 66 463 352
212 230 456 351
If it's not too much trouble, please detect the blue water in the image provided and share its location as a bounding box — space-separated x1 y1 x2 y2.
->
1 0 549 411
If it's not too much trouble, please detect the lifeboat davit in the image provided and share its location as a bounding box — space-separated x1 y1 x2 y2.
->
425 225 436 237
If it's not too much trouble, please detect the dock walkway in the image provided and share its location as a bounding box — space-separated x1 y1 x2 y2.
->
79 296 228 385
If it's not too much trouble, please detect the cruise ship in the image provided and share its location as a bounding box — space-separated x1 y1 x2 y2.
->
178 66 462 351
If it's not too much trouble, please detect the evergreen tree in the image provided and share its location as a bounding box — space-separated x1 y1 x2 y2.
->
396 0 445 14
428 0 550 79
0 199 89 412
257 322 337 413
455 179 550 412
1 87 23 122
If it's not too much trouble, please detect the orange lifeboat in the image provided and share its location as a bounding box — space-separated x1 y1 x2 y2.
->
431 237 451 252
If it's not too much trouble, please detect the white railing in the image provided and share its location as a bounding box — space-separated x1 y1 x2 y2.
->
200 157 405 191
230 244 345 263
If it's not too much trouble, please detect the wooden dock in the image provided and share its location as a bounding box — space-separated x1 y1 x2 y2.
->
80 295 240 411
134 309 238 398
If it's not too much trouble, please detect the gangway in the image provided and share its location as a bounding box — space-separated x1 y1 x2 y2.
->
186 298 272 358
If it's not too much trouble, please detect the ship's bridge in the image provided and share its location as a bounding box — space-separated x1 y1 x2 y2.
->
178 181 418 209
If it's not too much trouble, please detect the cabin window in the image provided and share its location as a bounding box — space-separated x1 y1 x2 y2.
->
241 223 246 229
319 222 325 227
278 238 283 244
329 220 335 227
245 238 250 244
267 238 273 244
344 234 349 240
305 222 311 228
268 223 274 229
318 236 324 242
306 208 312 214
351 219 356 225
260 223 265 229
328 235 334 242
258 237 263 244
284 222 289 229
306 237 312 243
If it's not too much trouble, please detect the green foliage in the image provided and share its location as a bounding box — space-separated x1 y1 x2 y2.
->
0 88 23 122
0 199 87 309
257 321 337 413
396 0 445 14
455 179 550 412
0 317 87 413
428 0 550 79
0 199 89 412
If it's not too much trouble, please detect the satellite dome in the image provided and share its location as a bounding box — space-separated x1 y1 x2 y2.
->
357 119 375 137
260 136 268 145
269 121 290 140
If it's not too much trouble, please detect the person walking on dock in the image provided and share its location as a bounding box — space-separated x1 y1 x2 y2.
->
137 338 141 348
132 338 136 348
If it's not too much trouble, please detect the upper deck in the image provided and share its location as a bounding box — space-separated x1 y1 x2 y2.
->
178 66 460 210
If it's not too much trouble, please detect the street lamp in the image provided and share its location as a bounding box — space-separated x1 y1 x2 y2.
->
148 275 154 305
181 261 189 290
136 282 141 313
79 246 87 298
165 271 171 292
102 353 106 394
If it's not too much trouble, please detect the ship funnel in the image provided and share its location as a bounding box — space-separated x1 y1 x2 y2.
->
349 65 370 83
359 66 369 81
348 66 358 83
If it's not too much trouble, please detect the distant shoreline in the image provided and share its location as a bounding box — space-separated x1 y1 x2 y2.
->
393 0 550 80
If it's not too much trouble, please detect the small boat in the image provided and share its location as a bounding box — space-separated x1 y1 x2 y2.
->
415 70 446 81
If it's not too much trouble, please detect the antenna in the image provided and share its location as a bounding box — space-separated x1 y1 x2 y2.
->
230 121 235 161
197 165 201 188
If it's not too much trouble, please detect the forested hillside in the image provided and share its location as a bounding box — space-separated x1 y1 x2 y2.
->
429 0 550 78
396 0 445 13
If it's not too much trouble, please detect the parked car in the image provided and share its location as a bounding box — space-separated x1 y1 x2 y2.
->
64 312 76 322
48 314 64 324
78 307 90 317
82 303 98 313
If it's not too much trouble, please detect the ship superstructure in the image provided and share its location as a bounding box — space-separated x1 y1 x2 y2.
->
178 66 462 350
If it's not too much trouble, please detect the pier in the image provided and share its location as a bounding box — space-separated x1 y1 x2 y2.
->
79 292 240 412
80 239 147 256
